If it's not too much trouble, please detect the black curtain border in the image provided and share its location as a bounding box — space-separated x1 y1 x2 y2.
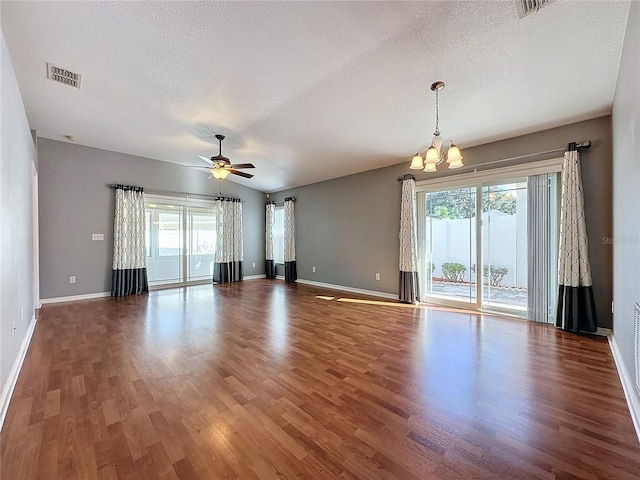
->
265 260 276 279
213 261 244 284
284 261 297 282
556 285 598 333
399 270 420 304
111 268 149 297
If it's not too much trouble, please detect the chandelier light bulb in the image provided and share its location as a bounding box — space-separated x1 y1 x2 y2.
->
423 162 437 172
448 159 464 169
446 145 462 164
410 154 424 170
425 145 440 164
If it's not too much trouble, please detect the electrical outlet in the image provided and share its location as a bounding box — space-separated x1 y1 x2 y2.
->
312 266 316 273
92 233 104 240
69 276 76 284
252 262 256 268
375 273 380 281
11 322 15 337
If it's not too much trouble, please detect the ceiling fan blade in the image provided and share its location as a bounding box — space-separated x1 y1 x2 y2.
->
228 163 255 169
229 169 254 179
197 155 213 165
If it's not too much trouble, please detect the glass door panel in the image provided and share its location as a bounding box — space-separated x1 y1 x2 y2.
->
147 205 183 285
187 206 216 282
481 181 528 312
422 187 477 305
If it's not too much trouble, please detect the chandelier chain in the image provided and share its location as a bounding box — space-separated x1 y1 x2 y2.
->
434 89 440 135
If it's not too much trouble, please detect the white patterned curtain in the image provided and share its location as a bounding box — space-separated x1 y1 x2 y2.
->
556 143 597 332
213 198 244 283
399 174 420 303
111 185 148 296
265 202 276 279
284 197 297 282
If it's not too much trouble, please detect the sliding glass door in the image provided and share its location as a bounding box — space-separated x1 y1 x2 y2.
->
417 169 559 318
421 187 477 305
146 204 183 284
145 196 217 287
187 206 216 282
481 181 528 312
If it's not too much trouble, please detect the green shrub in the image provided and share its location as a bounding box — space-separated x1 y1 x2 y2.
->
442 262 466 282
471 264 509 286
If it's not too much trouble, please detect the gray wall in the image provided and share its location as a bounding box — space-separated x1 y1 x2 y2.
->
38 139 265 299
0 29 38 407
271 116 614 328
612 1 640 415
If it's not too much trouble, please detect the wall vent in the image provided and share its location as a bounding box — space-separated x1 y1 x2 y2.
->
635 303 640 392
516 0 556 19
47 63 82 89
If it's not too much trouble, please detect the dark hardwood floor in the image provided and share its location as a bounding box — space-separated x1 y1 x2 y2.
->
1 280 639 479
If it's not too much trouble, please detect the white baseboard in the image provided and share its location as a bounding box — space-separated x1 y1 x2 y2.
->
294 278 397 300
40 291 110 304
0 314 37 430
608 334 640 443
596 327 612 337
244 274 266 280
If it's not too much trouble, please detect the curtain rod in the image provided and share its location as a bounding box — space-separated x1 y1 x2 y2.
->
108 184 243 202
396 140 591 182
266 197 296 206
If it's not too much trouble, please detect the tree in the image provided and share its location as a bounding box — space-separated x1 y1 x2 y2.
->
425 187 516 219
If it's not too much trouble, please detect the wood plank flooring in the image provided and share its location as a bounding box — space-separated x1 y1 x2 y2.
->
1 280 639 479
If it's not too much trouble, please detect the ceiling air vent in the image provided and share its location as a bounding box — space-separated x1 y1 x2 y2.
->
47 63 82 89
516 0 556 19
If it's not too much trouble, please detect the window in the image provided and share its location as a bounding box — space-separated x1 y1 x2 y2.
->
145 195 217 286
273 206 284 263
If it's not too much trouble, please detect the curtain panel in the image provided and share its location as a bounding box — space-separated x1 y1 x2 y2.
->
556 143 597 332
399 174 420 303
213 197 244 283
111 185 148 296
284 197 297 282
265 201 276 279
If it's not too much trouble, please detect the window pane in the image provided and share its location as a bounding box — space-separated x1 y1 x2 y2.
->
481 181 528 311
422 187 477 304
145 211 151 257
188 206 216 281
146 205 183 285
274 207 284 263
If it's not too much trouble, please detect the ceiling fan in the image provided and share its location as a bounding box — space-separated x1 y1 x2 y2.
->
195 134 255 179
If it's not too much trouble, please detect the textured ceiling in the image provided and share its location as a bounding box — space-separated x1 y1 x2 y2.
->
1 1 631 192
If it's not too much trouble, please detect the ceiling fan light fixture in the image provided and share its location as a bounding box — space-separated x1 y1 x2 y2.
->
211 168 231 179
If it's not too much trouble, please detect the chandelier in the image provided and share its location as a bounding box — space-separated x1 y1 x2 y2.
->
410 81 463 172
